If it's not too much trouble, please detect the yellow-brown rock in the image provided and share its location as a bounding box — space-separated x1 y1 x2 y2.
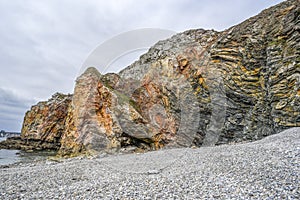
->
2 93 73 150
10 0 299 155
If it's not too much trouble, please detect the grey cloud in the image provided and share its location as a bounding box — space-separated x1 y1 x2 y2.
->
0 88 35 131
0 0 284 131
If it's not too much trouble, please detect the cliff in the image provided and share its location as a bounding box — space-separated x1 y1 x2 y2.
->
2 0 299 155
0 93 72 151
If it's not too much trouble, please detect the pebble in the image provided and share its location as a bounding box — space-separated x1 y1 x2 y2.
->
0 128 299 199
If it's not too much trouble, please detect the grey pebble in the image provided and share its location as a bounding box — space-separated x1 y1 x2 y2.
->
0 128 299 199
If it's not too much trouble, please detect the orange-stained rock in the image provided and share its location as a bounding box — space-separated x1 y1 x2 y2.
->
58 67 114 155
20 93 71 150
9 0 299 156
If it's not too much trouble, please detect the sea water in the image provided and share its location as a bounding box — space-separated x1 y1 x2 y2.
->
0 137 56 166
0 137 20 165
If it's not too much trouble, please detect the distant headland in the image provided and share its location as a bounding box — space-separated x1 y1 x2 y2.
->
0 130 20 138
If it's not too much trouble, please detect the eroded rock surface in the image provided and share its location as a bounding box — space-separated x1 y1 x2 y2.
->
0 93 72 151
3 0 298 156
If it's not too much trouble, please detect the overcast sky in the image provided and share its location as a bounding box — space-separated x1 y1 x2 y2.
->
0 0 284 131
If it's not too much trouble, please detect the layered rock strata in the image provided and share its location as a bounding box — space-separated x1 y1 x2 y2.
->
1 0 299 156
0 93 72 151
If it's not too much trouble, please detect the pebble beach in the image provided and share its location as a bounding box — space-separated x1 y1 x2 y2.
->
0 128 299 199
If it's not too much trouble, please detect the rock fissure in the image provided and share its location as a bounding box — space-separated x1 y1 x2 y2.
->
1 0 299 156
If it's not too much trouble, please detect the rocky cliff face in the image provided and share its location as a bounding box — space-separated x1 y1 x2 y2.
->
4 0 298 155
119 0 300 146
0 93 72 151
21 93 72 144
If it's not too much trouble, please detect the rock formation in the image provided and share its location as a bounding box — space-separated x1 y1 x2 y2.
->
0 93 72 151
1 0 299 156
21 93 72 144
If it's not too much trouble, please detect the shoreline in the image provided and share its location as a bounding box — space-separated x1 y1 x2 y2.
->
1 127 299 199
0 148 57 168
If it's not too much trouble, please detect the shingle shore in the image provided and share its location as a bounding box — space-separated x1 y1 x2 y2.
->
1 128 299 199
